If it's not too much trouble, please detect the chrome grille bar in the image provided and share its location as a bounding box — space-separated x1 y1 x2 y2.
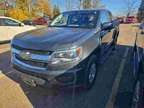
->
12 48 50 62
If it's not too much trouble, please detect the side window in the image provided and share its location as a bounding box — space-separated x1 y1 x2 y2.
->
3 19 20 26
108 12 112 21
100 11 111 24
51 14 68 26
69 15 80 25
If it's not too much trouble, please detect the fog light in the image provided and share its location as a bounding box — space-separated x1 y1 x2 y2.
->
56 74 74 83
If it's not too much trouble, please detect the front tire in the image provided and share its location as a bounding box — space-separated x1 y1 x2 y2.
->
84 55 98 90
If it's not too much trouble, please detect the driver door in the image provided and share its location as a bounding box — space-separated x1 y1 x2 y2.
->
100 11 114 54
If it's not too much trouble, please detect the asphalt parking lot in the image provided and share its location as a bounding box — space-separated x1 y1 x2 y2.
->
0 24 139 108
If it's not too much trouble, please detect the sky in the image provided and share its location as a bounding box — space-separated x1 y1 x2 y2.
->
51 0 141 16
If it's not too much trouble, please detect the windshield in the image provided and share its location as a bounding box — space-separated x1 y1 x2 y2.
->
50 12 98 28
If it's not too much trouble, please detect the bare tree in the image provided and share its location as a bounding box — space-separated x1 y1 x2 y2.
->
92 0 100 9
82 0 92 9
138 0 144 21
77 0 105 10
78 0 82 9
66 0 105 10
123 0 141 17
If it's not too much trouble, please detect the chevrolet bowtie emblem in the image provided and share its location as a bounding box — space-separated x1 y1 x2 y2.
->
20 51 31 60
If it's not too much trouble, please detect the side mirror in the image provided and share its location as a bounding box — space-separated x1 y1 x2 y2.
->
101 22 113 30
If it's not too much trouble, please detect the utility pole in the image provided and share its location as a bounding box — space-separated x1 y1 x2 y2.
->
4 0 8 16
28 0 31 14
66 0 71 11
78 0 82 10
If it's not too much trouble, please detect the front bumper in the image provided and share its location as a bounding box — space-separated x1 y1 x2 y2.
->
12 53 85 87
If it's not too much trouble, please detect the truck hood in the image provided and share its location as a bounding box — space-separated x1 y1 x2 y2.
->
12 27 95 51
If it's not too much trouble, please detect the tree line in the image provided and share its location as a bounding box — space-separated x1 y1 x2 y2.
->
1 0 143 21
4 0 60 21
3 0 103 21
138 0 144 22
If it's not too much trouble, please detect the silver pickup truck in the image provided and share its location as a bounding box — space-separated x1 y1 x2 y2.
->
11 9 119 90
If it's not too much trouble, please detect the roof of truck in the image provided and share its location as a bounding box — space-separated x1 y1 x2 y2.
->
63 9 110 13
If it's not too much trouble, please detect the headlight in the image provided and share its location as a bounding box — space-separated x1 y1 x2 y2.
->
50 47 82 64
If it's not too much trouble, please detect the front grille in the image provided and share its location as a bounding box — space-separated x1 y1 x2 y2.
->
12 44 53 55
15 54 47 68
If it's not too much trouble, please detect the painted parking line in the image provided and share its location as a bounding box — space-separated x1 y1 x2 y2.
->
105 47 129 108
0 70 21 87
0 45 10 54
0 70 5 78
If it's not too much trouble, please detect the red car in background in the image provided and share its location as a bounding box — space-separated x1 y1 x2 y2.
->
125 16 137 24
33 17 49 25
